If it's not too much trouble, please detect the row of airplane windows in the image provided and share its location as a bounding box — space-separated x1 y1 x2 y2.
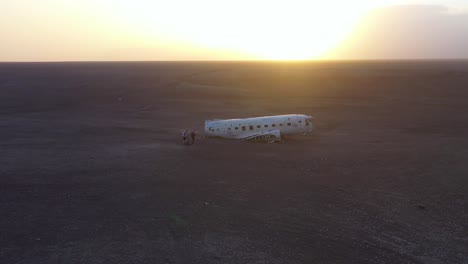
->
227 122 292 131
210 121 303 132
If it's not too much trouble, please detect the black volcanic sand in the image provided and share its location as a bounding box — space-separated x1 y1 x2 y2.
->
1 61 467 263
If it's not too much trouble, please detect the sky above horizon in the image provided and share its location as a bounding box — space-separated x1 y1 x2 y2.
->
1 0 468 61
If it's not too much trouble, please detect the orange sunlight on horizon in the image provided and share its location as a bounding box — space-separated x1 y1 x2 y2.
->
101 0 383 60
2 0 466 61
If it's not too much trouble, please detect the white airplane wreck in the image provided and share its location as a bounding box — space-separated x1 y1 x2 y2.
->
205 114 314 142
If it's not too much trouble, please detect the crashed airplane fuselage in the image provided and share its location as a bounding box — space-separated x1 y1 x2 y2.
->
205 114 314 142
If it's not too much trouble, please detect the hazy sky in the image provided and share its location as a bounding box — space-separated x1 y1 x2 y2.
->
1 0 468 61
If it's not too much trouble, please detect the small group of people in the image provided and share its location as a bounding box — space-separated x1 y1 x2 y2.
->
181 129 197 145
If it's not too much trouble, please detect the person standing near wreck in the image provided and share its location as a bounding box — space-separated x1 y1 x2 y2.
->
190 130 197 144
182 129 188 144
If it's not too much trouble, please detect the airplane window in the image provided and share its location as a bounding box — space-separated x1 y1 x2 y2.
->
242 126 246 131
264 125 268 128
299 120 302 123
272 124 276 127
249 125 254 130
287 123 291 126
235 127 238 130
257 125 261 128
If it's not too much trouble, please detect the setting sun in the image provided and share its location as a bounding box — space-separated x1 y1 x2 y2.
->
98 0 380 60
1 0 467 61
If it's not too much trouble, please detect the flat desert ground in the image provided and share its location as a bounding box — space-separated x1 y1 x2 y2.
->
0 61 467 263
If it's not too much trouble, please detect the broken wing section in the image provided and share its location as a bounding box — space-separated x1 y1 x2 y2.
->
243 130 281 143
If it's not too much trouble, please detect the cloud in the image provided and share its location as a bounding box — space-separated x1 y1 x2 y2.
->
329 5 468 59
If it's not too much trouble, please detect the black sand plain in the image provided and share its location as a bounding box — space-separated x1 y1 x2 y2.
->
0 61 467 263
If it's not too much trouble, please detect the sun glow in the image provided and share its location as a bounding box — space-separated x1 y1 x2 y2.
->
1 0 422 61
99 0 385 60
